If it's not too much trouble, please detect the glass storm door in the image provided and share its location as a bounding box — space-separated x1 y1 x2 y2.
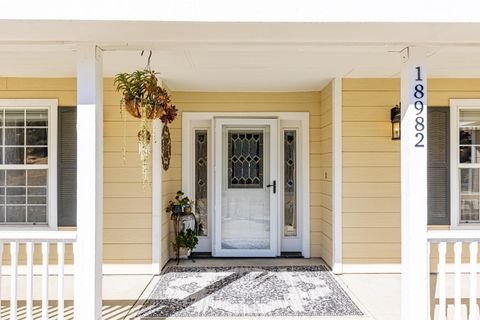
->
213 118 279 257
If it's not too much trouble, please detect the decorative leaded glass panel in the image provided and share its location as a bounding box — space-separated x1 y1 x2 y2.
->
195 130 208 236
284 130 297 236
227 131 263 188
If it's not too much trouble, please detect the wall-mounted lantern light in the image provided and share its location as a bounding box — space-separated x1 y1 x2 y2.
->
391 104 401 140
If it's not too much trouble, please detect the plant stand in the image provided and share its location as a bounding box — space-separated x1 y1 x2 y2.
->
171 212 198 265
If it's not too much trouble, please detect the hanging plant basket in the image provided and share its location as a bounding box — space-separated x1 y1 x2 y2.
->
114 65 178 185
125 98 164 120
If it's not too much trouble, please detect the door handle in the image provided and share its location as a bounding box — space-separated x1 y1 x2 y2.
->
266 180 276 194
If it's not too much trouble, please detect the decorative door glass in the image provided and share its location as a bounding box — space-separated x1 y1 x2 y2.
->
284 130 297 236
227 131 263 188
195 130 208 236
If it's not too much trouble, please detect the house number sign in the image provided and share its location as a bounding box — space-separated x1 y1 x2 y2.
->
414 66 426 148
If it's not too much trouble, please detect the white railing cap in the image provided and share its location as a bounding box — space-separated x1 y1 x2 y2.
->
0 230 77 242
427 230 480 242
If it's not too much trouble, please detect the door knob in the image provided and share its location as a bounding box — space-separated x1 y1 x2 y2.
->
266 180 276 194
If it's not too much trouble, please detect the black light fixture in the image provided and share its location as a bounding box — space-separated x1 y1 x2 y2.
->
391 104 401 140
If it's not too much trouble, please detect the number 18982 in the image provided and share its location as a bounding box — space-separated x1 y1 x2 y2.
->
414 66 425 148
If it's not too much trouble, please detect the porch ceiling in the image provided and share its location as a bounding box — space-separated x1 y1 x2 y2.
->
2 21 480 91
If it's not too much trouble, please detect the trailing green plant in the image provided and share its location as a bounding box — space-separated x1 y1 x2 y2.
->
114 68 178 186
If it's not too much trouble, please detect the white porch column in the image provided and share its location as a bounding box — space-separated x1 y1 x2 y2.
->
400 46 429 320
332 77 343 274
152 118 162 273
152 77 163 274
74 44 103 320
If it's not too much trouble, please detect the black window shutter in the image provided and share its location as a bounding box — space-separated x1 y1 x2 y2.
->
428 107 450 225
58 107 77 227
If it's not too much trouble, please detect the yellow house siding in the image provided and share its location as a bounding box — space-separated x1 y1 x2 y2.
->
342 78 480 267
0 77 152 267
104 78 152 266
160 83 181 266
317 82 333 266
170 91 324 260
342 78 401 265
161 125 182 266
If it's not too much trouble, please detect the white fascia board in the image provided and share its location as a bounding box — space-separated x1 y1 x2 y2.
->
3 0 480 22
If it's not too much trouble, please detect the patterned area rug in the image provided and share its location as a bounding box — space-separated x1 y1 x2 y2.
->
137 265 363 318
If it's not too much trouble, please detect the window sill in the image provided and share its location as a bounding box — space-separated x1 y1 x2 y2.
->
450 223 480 230
0 224 57 232
58 226 77 231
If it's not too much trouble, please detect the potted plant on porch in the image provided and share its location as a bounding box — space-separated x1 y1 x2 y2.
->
166 191 199 263
174 229 198 260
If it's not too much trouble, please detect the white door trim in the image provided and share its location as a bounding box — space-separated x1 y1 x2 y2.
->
182 112 310 258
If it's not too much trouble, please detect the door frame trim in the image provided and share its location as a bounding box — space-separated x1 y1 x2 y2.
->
182 112 310 258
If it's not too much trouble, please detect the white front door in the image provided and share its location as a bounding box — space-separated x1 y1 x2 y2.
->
213 118 279 257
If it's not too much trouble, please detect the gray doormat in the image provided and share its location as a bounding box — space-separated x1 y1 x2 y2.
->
137 265 363 318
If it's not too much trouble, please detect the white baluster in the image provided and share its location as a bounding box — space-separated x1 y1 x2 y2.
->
25 242 34 320
428 241 431 320
470 241 478 320
72 242 77 319
438 241 447 320
9 242 18 320
454 241 463 320
41 242 49 320
57 242 65 320
0 242 3 320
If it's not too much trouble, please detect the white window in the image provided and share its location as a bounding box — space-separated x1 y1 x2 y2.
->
451 100 480 227
0 100 57 228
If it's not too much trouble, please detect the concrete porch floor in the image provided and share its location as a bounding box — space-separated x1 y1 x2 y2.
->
147 258 400 320
0 258 403 319
128 258 402 320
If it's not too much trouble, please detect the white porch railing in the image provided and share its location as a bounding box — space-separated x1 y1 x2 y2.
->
0 231 76 320
428 230 480 320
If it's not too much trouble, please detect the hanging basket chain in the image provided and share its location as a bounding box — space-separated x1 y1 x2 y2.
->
141 50 153 71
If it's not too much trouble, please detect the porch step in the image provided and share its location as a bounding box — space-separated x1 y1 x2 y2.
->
189 252 304 259
280 251 304 258
191 252 213 259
